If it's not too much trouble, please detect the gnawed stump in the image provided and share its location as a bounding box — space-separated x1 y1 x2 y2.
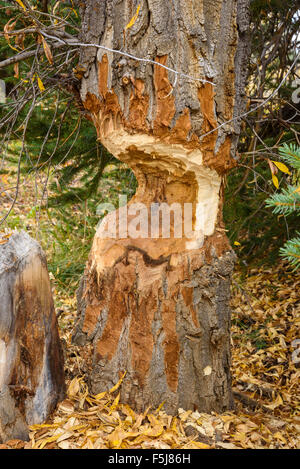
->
73 241 236 415
0 231 65 443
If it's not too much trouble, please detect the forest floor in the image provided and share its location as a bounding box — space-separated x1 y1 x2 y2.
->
0 166 299 449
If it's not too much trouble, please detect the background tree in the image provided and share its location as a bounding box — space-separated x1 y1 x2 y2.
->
224 1 300 264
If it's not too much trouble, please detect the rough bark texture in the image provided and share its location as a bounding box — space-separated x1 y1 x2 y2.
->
73 0 250 414
0 231 65 443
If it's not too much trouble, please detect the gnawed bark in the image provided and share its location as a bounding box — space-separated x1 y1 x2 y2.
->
74 249 235 414
73 0 250 413
0 231 65 442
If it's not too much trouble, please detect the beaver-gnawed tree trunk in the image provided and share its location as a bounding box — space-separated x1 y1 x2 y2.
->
73 0 250 414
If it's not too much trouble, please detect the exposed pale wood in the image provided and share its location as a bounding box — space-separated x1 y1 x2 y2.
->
0 231 65 443
73 0 250 413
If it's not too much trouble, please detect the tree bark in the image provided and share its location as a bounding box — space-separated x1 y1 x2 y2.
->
73 0 250 414
0 232 65 443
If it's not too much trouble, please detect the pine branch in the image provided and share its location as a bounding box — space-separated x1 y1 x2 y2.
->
266 185 300 215
279 143 300 171
280 235 300 270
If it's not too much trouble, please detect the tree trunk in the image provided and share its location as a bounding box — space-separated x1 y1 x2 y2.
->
73 0 250 414
0 232 65 443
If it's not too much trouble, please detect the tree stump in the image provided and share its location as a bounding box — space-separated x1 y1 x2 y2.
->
0 231 65 443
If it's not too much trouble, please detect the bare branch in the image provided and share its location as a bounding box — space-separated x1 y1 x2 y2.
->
0 41 71 69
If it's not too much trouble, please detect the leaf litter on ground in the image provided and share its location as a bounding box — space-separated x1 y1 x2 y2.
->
1 264 298 450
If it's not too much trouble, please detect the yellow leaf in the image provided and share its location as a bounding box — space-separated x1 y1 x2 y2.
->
37 75 45 92
272 174 279 189
232 431 247 442
109 393 120 414
234 241 241 246
4 19 18 52
41 37 54 65
190 441 210 449
58 400 74 414
148 414 160 426
71 8 78 17
264 394 283 410
144 424 164 437
121 404 136 421
178 409 192 422
203 365 212 375
70 0 78 17
29 423 58 430
273 432 287 444
155 401 165 413
67 377 81 397
170 417 179 434
271 161 291 175
221 415 235 424
109 371 126 393
53 1 60 15
125 4 141 30
108 428 125 448
15 0 26 10
93 391 107 401
35 433 63 449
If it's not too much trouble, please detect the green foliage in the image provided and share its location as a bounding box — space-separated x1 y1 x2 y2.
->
223 1 299 268
265 186 300 216
278 143 300 171
266 144 300 270
280 236 300 270
224 160 298 267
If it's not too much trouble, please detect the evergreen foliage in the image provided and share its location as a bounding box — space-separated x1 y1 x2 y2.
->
266 144 300 269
